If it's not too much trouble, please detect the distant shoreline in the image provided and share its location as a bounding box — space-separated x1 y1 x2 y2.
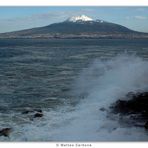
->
0 35 148 39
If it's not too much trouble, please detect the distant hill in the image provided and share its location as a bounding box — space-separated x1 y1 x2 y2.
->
0 15 148 39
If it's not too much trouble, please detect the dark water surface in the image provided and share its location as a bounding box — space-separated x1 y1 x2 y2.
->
0 38 148 110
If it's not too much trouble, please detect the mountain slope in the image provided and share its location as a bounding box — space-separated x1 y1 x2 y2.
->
0 15 148 39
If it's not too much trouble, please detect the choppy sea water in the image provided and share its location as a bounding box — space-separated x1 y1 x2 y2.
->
0 38 148 141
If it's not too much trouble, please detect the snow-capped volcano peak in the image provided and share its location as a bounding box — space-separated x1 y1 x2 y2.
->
67 15 93 22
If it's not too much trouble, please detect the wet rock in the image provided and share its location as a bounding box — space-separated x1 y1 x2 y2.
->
100 107 106 112
22 108 42 114
21 108 43 120
111 99 132 114
111 92 148 115
0 128 12 137
110 92 148 129
34 112 43 118
144 121 148 129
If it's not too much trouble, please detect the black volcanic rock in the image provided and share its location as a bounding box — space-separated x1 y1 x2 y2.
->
0 128 12 137
111 92 148 115
110 92 148 129
34 112 43 118
144 121 148 129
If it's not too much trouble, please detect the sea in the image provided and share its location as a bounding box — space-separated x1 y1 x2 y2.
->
0 38 148 141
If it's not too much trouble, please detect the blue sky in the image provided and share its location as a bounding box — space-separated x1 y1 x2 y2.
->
0 7 148 33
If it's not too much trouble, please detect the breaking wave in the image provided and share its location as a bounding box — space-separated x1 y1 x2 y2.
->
51 54 148 141
1 54 148 141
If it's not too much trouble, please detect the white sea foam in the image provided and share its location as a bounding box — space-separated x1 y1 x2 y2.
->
50 54 148 141
1 54 148 141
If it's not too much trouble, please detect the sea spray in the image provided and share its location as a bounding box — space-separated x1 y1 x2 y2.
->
1 54 148 141
51 54 148 141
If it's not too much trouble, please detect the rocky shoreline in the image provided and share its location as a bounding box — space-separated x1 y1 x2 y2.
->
0 108 44 138
1 92 148 138
110 92 148 130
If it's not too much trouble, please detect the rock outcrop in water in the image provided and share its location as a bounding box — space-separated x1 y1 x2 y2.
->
0 128 12 137
110 92 148 129
34 112 43 118
22 108 43 119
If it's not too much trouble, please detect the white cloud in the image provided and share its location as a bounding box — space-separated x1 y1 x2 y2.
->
134 15 147 20
125 15 147 20
0 9 95 33
136 8 146 12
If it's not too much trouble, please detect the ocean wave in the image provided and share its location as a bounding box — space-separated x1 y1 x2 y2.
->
1 54 148 141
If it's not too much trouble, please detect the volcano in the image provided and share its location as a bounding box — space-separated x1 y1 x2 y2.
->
0 15 148 39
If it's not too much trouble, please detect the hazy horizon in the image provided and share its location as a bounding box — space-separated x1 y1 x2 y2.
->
0 6 148 33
